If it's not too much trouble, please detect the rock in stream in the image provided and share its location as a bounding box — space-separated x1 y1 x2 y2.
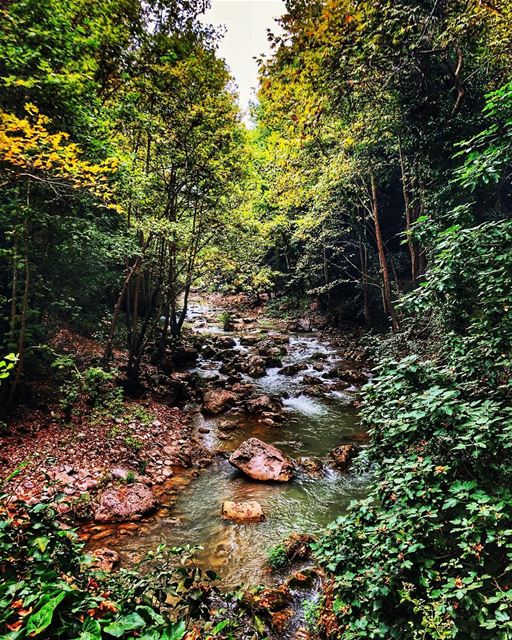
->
229 438 294 482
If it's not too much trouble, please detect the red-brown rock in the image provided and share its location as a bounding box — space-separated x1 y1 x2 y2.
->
246 395 283 415
90 547 120 572
202 389 237 415
331 444 356 471
229 438 294 482
94 483 158 523
221 500 265 523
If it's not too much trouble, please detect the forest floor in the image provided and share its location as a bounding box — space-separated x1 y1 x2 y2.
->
1 327 206 516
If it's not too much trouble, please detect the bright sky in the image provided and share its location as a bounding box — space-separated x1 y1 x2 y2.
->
200 0 285 125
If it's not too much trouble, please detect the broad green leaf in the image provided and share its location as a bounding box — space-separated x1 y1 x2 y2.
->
25 591 66 636
104 612 146 637
79 617 102 640
161 621 186 640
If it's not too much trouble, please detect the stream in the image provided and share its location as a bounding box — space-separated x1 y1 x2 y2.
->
86 299 370 588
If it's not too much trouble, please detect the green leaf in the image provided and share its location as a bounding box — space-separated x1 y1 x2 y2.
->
104 612 146 637
25 591 66 636
252 615 265 635
161 621 187 640
136 605 165 626
79 617 102 640
34 536 50 553
212 619 230 635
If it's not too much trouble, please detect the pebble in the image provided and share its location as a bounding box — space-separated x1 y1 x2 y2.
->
111 468 129 479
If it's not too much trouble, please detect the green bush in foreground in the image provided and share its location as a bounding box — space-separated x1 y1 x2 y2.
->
0 496 264 640
266 544 289 571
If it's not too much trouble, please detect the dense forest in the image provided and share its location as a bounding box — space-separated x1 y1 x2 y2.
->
1 0 512 639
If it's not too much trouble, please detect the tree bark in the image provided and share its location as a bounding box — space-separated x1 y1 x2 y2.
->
359 238 370 327
399 141 419 285
370 172 399 331
8 217 30 405
103 234 151 363
9 229 19 349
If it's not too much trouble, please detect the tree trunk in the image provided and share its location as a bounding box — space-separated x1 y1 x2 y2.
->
359 238 370 327
399 141 419 285
103 235 151 363
9 229 19 350
370 172 399 331
322 222 331 306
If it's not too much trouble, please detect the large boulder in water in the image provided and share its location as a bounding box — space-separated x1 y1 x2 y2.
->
286 318 312 333
243 355 266 378
221 500 265 523
279 363 307 376
171 344 198 366
94 483 158 523
240 334 265 346
216 336 236 349
202 389 237 414
229 438 294 482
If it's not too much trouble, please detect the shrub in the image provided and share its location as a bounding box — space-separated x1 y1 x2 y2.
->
0 496 267 639
218 311 234 331
313 220 512 639
266 544 289 570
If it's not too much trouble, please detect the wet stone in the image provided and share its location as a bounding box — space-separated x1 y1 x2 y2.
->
229 438 294 482
91 547 120 573
221 500 265 523
94 483 159 523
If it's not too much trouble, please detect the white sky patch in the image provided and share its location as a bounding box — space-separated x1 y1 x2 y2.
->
200 0 285 126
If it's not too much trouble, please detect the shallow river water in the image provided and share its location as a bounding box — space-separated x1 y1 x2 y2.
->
87 300 370 587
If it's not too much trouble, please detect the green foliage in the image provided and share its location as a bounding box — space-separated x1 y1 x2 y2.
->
54 361 123 418
218 312 233 331
83 367 116 405
0 0 250 392
266 544 289 570
455 81 512 192
121 471 136 484
0 353 18 384
0 499 192 639
312 84 512 638
0 498 266 639
315 353 512 637
303 596 322 631
122 436 143 453
252 0 512 324
265 295 309 319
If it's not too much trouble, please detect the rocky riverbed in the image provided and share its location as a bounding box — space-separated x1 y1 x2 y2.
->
81 296 372 592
